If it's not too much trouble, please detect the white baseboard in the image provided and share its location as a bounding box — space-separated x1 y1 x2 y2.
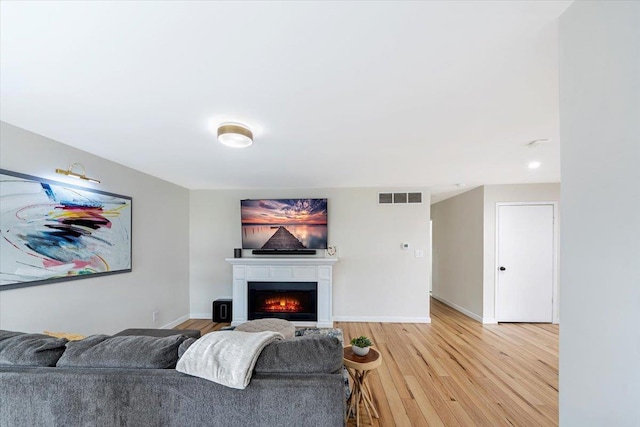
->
161 314 190 329
332 316 431 323
482 318 498 324
431 295 483 323
189 313 211 320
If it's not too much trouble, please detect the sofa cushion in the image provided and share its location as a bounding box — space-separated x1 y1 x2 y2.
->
56 334 188 369
0 330 68 367
114 328 201 339
295 327 344 345
254 335 343 374
235 318 296 339
178 337 197 358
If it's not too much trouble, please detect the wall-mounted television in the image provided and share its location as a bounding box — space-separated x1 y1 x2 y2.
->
241 199 328 250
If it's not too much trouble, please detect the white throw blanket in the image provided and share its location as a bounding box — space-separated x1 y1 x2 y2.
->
176 330 283 389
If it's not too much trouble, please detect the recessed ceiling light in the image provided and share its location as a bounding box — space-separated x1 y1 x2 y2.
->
217 123 253 148
456 183 467 188
528 161 541 169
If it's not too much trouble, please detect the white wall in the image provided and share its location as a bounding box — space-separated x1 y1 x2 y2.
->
190 188 431 322
431 186 484 321
0 122 190 334
482 183 560 323
559 1 640 425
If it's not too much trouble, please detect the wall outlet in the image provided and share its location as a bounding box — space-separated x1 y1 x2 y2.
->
415 250 424 258
152 310 159 322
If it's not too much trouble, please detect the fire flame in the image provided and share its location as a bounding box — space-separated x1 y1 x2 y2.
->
262 296 303 312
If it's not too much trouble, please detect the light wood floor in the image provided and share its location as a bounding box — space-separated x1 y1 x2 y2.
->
177 298 559 426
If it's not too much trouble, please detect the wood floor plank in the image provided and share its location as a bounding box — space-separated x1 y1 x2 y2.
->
375 350 414 426
402 397 430 427
378 341 417 400
366 362 396 427
404 375 446 427
177 298 558 426
437 362 505 426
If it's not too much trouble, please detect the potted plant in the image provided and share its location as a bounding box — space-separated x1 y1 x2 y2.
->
350 336 373 356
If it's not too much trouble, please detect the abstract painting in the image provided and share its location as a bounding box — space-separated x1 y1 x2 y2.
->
0 169 132 290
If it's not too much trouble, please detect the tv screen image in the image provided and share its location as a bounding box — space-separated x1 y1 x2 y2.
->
241 199 328 250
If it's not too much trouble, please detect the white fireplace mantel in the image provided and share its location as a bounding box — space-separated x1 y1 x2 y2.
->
225 257 338 328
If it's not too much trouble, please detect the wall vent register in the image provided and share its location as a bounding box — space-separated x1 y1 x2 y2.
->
378 192 422 204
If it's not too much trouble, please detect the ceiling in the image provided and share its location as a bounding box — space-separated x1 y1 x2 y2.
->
0 1 570 203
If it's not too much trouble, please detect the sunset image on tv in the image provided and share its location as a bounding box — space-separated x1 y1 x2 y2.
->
241 199 328 250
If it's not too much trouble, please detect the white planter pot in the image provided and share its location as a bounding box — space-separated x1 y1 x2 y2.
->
352 345 370 356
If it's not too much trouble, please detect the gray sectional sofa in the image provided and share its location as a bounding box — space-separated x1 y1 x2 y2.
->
0 330 346 427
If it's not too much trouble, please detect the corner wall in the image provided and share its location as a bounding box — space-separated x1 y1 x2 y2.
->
190 188 431 322
559 1 640 424
0 122 191 334
431 187 484 321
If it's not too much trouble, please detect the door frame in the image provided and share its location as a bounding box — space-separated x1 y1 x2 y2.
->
495 202 559 324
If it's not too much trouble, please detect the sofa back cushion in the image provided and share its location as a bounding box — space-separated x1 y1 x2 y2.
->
0 330 68 367
57 334 188 369
254 335 343 374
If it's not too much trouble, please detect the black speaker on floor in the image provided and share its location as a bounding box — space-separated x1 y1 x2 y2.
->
213 299 232 323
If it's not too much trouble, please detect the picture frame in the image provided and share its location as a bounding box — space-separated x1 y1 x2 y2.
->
0 169 132 290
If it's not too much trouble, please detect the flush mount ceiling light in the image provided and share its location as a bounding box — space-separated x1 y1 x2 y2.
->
55 163 101 183
217 123 253 148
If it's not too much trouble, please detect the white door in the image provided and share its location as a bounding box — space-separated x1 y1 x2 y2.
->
497 204 554 322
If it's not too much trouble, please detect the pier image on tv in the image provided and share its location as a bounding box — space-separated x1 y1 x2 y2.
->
241 199 328 250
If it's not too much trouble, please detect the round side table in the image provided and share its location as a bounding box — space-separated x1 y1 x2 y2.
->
343 346 382 426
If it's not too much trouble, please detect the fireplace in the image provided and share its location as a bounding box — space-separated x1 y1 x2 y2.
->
226 258 337 327
248 281 317 321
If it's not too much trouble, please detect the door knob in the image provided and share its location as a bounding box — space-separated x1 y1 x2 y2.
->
499 266 506 271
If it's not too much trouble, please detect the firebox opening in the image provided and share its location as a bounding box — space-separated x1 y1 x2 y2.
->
248 281 317 321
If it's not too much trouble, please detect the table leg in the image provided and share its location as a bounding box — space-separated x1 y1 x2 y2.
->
357 371 373 424
360 372 380 419
354 377 361 427
346 369 356 422
346 366 381 426
347 367 365 426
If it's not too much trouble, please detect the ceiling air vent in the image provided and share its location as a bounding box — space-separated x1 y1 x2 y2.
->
378 192 423 205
